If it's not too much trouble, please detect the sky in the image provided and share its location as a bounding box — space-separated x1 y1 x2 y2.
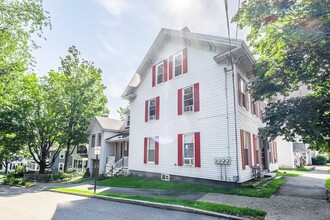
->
32 0 249 120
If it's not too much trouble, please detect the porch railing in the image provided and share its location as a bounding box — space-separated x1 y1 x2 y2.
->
123 156 128 168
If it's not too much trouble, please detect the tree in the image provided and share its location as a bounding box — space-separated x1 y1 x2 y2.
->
117 106 129 120
0 0 50 75
233 0 330 150
0 0 51 171
48 46 109 172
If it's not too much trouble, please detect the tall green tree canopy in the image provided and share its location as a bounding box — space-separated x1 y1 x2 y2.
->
48 46 109 172
233 0 329 150
0 0 50 75
0 0 50 170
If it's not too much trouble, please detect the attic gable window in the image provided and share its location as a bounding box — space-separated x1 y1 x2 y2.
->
174 52 183 77
156 62 164 85
91 134 95 148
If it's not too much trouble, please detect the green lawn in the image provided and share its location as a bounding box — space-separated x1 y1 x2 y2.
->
327 169 330 174
52 188 267 219
279 166 311 172
276 171 301 177
98 176 286 198
326 178 330 191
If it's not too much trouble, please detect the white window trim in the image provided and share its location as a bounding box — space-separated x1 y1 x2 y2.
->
183 133 195 166
182 85 194 114
148 98 156 121
147 137 155 164
58 163 64 172
156 62 164 85
173 51 183 78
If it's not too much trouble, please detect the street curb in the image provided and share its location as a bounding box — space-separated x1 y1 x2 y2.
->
49 189 252 220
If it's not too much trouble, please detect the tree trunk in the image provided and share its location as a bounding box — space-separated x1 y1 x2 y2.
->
4 158 8 174
39 151 47 174
63 139 71 173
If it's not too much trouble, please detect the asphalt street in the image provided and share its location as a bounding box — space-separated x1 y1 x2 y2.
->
0 187 222 220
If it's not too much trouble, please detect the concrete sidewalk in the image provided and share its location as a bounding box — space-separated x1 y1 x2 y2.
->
199 165 330 220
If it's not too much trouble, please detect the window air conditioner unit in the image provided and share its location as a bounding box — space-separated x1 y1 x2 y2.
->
184 158 194 165
149 115 156 120
184 105 194 112
161 174 170 181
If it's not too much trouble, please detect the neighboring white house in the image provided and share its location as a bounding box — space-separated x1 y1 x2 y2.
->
121 27 278 184
87 116 129 176
275 86 318 168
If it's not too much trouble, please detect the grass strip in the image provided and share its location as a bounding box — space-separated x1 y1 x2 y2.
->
98 176 286 198
327 169 330 174
275 171 301 177
279 166 311 172
52 187 267 219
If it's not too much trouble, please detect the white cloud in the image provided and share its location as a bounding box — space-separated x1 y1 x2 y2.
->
95 0 132 16
97 34 122 57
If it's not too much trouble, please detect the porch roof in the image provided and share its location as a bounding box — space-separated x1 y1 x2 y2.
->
105 133 129 143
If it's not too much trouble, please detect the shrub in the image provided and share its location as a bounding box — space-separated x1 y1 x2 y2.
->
316 155 327 165
43 174 52 182
13 165 26 178
83 168 90 178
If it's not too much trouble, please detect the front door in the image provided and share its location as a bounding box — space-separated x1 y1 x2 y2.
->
92 159 99 177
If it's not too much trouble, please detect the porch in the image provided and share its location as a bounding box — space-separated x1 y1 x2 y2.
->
104 132 129 177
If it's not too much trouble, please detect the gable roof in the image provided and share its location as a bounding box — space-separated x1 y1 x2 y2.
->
121 28 254 99
87 116 125 133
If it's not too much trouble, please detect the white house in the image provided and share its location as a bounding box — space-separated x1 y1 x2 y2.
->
121 28 278 184
87 116 129 176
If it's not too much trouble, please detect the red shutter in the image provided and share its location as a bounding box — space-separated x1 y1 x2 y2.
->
194 83 200 112
145 100 148 122
238 76 241 106
248 132 252 168
164 59 168 82
178 134 183 166
155 136 159 165
156 96 160 120
183 48 188 74
178 89 183 115
253 134 257 166
152 65 156 87
144 137 148 164
240 130 245 170
169 56 173 80
194 132 201 168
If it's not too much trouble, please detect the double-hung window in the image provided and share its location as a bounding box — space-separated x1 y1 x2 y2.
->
183 86 194 112
174 52 183 77
240 78 247 109
178 83 200 115
91 134 95 148
244 132 250 166
145 97 160 122
156 63 164 85
183 134 194 165
149 99 156 120
97 133 102 147
255 136 260 165
148 138 155 163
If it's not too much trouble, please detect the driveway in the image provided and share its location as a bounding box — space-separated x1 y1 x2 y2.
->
199 165 330 220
